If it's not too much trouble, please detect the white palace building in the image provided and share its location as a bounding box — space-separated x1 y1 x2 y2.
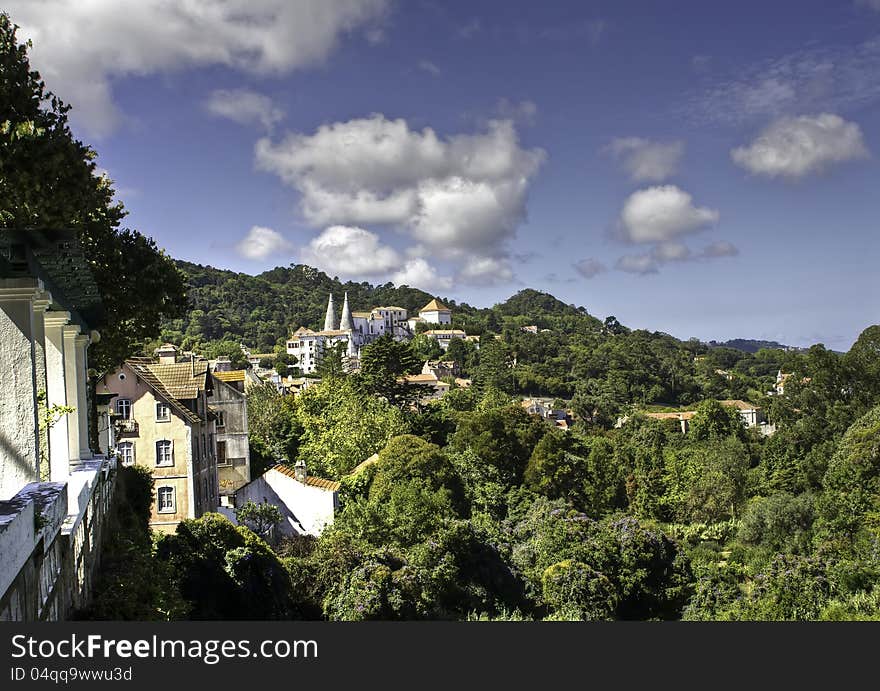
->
287 294 454 374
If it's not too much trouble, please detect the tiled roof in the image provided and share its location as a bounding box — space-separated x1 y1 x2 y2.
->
291 326 314 337
645 411 697 421
352 311 372 318
420 298 450 312
147 361 209 399
424 329 466 336
405 373 441 383
213 370 246 383
124 361 202 425
273 464 340 492
719 399 759 411
374 306 407 311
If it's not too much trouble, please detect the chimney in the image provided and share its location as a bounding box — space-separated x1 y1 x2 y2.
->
155 343 178 364
294 458 307 483
323 293 337 331
339 291 353 332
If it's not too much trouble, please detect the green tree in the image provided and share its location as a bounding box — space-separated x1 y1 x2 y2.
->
315 341 349 379
0 13 187 376
235 501 283 540
473 337 514 393
358 334 421 407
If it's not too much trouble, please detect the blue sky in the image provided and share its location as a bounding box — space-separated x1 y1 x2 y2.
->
7 0 880 349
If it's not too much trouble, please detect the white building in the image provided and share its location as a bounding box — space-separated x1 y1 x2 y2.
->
1 229 115 621
233 460 339 537
423 329 467 351
416 298 452 326
287 293 412 374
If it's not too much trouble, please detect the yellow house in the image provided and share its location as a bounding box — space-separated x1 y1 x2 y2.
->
96 345 219 532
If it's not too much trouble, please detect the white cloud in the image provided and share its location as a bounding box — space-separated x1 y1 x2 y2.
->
652 242 692 262
456 256 515 285
205 89 283 131
700 240 739 258
300 225 401 278
573 258 607 279
618 185 719 244
615 254 659 275
392 258 452 291
608 137 684 182
691 37 880 125
457 19 481 39
731 113 869 178
236 226 293 260
418 60 441 76
255 115 545 259
299 226 453 290
5 0 389 136
495 98 538 126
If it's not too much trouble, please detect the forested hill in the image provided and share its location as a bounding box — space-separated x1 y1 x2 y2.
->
160 260 463 352
708 338 798 354
158 261 600 354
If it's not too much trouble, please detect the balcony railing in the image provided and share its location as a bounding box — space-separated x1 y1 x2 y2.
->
114 418 139 435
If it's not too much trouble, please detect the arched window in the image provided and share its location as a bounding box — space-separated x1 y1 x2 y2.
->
156 440 173 466
117 442 134 466
157 486 175 513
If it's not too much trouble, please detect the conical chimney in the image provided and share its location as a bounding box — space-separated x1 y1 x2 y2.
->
339 292 353 332
323 293 337 331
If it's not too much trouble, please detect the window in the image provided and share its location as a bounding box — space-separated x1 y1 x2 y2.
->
201 434 207 458
156 440 173 466
157 487 175 514
115 398 132 419
215 411 225 428
156 402 170 422
217 441 228 466
117 442 134 466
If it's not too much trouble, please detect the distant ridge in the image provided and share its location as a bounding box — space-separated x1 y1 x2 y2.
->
706 338 803 354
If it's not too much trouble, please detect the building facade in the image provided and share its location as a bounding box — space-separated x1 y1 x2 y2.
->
96 346 219 532
209 370 252 503
0 229 115 621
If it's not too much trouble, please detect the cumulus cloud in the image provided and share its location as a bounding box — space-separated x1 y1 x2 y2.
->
5 0 389 136
618 185 719 244
608 137 684 182
730 113 869 178
392 258 452 291
573 258 607 279
298 226 453 290
255 115 545 260
615 254 659 275
300 225 401 278
236 226 293 260
456 256 515 285
205 89 284 131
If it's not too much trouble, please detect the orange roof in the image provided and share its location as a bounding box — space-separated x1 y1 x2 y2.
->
273 464 340 492
420 298 450 312
424 329 466 336
718 399 758 411
213 370 246 383
645 411 697 421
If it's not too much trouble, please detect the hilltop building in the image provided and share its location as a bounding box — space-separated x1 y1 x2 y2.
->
287 293 447 374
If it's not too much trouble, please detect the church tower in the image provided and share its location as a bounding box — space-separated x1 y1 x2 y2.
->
339 292 353 332
323 293 337 331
